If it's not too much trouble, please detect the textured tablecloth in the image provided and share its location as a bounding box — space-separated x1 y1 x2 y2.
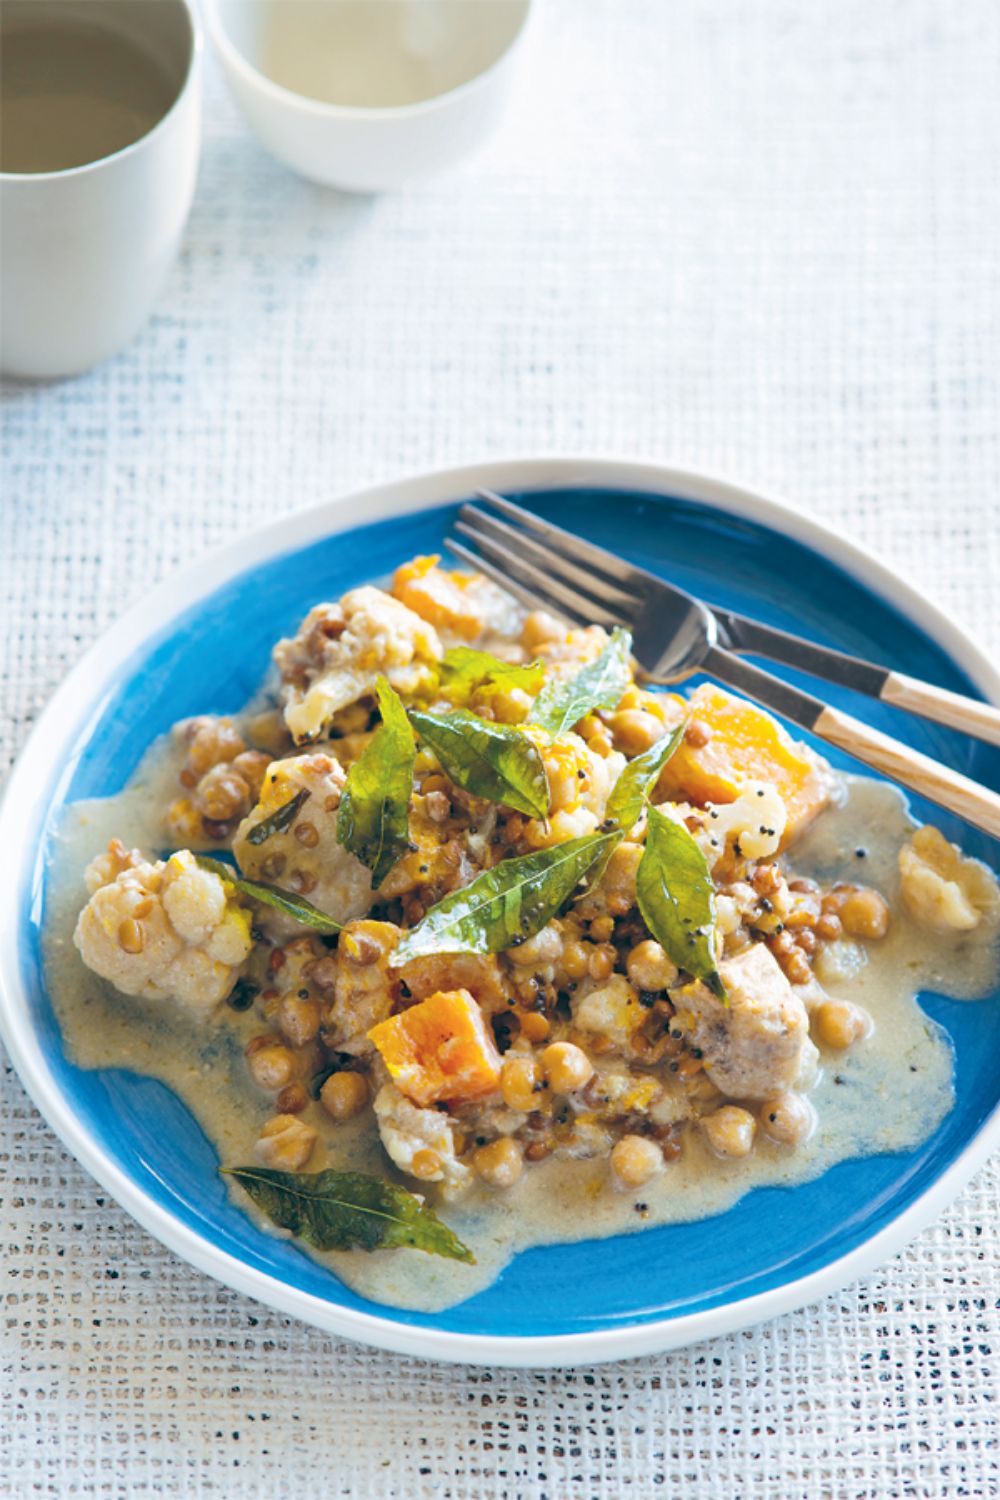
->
3 1 1000 1494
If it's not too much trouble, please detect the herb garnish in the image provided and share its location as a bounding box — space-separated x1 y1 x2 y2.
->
438 647 545 705
635 806 726 1000
195 855 341 935
246 788 310 846
337 676 416 886
409 707 550 818
223 1166 474 1262
586 719 687 887
529 627 633 735
394 831 616 963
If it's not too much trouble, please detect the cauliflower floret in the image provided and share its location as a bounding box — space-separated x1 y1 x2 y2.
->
532 622 611 681
74 846 253 1012
232 753 373 926
373 1083 472 1197
573 974 646 1049
672 943 818 1100
274 586 442 742
523 731 626 846
899 825 1000 934
84 837 145 894
700 781 787 866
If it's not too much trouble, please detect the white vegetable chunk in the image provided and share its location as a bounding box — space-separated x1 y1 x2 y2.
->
74 846 253 1012
672 943 818 1100
274 586 442 742
232 752 372 927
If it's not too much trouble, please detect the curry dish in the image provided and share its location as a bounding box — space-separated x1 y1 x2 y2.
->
46 554 1000 1308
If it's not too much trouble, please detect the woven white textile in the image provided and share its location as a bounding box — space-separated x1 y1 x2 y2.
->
3 1 1000 1494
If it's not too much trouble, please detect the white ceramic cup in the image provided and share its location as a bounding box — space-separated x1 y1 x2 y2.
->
0 0 202 379
206 0 532 193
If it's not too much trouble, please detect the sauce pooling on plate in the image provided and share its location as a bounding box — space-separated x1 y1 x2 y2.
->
43 558 1000 1312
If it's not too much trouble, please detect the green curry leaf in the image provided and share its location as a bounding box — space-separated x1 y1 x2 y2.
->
636 806 725 1000
245 788 310 846
586 719 688 888
438 647 545 706
529 627 633 736
408 707 550 818
195 855 342 934
605 719 687 835
394 831 616 963
222 1166 475 1263
337 676 416 887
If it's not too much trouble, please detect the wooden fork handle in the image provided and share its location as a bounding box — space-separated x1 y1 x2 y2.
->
814 706 1000 839
879 672 1000 747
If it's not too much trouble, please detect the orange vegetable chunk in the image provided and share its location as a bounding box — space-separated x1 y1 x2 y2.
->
392 554 484 641
658 683 830 843
368 987 502 1106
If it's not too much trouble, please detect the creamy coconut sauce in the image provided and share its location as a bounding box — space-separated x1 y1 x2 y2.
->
42 748 999 1313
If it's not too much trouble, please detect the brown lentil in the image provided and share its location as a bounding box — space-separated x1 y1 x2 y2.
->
117 918 144 954
683 718 712 748
276 1083 308 1114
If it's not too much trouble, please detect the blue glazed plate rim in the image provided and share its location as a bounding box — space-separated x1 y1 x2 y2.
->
3 455 999 1369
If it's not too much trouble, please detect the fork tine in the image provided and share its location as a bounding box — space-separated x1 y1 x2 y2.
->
475 487 645 590
445 536 606 631
458 505 639 620
452 522 624 628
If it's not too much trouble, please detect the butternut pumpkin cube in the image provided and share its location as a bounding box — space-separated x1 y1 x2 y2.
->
392 554 485 641
659 683 829 843
368 987 502 1106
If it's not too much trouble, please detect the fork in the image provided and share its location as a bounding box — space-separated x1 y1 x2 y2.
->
447 489 1000 840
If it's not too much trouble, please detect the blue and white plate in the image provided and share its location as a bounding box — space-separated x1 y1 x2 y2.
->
3 459 999 1367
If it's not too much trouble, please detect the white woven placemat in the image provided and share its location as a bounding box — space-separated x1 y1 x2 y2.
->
3 2 999 1494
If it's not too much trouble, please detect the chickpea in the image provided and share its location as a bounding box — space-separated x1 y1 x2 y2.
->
320 1070 369 1122
522 610 564 650
247 1044 296 1092
839 889 890 941
500 1055 545 1113
254 1114 316 1170
278 993 322 1047
814 999 872 1050
701 1105 757 1159
193 764 251 822
611 709 664 755
518 1010 551 1043
588 944 616 981
626 938 678 992
610 1134 664 1189
561 940 591 981
816 911 843 942
231 749 271 801
541 1041 594 1093
473 1137 524 1189
759 1093 815 1146
188 720 244 775
590 915 614 942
